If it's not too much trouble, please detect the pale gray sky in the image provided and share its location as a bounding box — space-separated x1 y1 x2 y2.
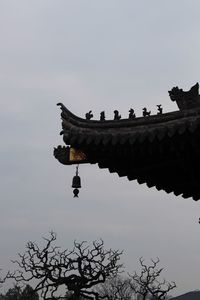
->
1 0 200 296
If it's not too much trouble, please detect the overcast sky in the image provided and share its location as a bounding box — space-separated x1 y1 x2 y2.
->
1 0 200 296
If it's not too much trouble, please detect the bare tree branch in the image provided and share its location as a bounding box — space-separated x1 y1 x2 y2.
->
5 232 123 300
95 275 133 300
129 258 176 300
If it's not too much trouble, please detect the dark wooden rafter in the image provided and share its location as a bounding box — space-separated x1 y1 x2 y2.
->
54 83 200 200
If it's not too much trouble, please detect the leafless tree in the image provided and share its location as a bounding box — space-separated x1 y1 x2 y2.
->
95 275 134 300
5 232 123 300
129 258 176 300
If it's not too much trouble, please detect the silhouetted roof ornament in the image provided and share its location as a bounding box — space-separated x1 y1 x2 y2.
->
157 105 163 115
129 108 136 119
143 107 151 117
85 110 93 120
169 82 200 110
100 111 105 121
114 110 121 120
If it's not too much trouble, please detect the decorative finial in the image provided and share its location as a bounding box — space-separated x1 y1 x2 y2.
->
143 107 151 117
168 83 200 111
100 111 105 121
157 104 163 115
114 110 121 120
129 108 136 119
85 111 93 120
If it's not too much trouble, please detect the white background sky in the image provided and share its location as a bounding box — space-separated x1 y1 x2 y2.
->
1 1 200 296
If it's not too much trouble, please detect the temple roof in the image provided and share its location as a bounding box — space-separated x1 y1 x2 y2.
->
54 83 200 200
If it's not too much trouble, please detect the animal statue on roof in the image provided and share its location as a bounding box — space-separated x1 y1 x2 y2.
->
100 111 105 121
114 110 121 120
157 105 163 114
143 107 151 117
85 111 93 120
168 82 200 110
129 108 136 119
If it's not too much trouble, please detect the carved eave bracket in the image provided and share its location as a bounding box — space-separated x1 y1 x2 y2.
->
169 82 200 110
54 145 87 165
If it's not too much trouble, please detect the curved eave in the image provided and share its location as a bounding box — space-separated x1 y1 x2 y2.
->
58 102 200 128
55 104 200 200
57 103 200 147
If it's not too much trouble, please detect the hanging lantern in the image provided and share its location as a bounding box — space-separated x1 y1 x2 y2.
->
72 165 81 197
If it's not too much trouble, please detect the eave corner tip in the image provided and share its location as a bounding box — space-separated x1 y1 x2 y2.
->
57 102 64 108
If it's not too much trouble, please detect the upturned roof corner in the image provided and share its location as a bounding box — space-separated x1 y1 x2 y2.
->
54 83 200 200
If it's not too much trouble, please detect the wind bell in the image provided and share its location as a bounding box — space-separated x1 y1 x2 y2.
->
72 165 81 197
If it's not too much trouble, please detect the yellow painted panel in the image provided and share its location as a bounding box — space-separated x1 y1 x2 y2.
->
69 148 86 162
